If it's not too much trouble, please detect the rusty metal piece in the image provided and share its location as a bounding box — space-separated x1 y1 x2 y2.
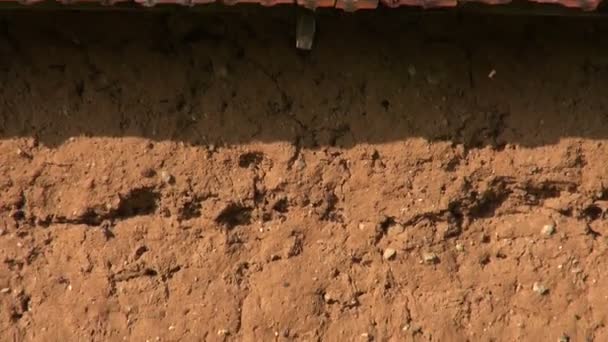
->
338 0 356 10
296 10 315 50
304 0 316 7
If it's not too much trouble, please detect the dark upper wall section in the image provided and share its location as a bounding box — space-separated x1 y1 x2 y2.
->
1 10 608 148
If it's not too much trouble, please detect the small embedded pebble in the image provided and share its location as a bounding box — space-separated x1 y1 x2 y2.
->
455 243 464 252
383 248 397 260
532 282 549 295
323 293 336 303
27 137 38 148
422 252 439 264
160 171 174 184
141 168 156 178
217 329 230 336
541 224 556 236
558 334 570 342
407 65 416 77
0 288 10 293
387 223 405 236
360 333 372 341
84 178 95 189
16 148 32 159
405 324 422 334
294 158 306 171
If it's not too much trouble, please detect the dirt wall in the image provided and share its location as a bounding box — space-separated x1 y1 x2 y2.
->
0 10 607 341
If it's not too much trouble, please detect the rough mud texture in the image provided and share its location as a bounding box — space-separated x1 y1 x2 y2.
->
1 9 608 342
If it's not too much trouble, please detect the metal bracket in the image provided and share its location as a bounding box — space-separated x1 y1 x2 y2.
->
304 0 317 9
342 0 356 11
296 10 316 51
